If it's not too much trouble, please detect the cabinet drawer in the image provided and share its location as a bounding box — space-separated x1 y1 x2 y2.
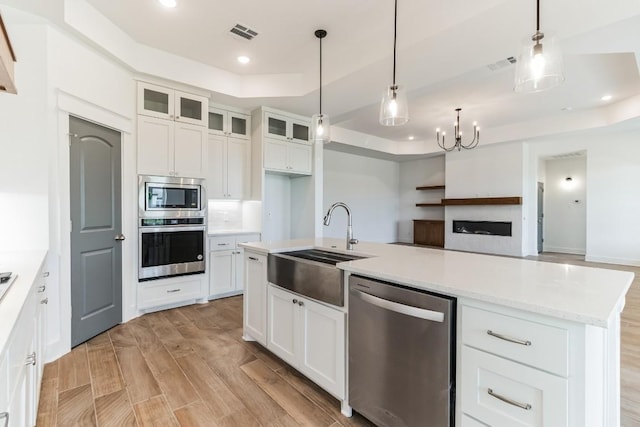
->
235 234 260 246
138 279 202 309
461 346 567 427
461 414 489 426
461 305 569 376
210 236 236 250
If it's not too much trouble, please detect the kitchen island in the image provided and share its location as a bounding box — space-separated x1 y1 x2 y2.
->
239 238 633 426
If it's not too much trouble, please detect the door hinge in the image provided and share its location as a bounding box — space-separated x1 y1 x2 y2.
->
70 220 72 232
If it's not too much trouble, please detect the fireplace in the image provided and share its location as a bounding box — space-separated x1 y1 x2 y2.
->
452 220 512 237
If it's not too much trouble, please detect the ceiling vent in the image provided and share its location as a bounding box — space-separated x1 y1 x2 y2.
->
487 56 517 71
550 151 586 159
229 24 259 41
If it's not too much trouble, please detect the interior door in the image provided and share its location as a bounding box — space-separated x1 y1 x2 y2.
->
69 116 123 347
537 182 544 253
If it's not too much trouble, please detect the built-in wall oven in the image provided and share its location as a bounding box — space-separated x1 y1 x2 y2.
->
138 175 206 281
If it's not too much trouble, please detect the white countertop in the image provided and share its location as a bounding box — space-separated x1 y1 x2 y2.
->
208 229 261 236
0 250 47 355
239 238 633 328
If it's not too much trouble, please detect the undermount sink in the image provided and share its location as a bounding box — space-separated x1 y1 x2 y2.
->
267 249 367 307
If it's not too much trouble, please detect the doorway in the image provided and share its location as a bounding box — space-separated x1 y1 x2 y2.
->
69 116 123 347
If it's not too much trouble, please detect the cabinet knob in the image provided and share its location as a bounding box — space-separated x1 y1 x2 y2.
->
38 285 46 293
298 301 304 307
292 299 298 304
25 352 36 366
176 116 180 120
41 297 48 305
170 115 174 119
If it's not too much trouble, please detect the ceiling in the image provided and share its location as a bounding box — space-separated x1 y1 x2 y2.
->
10 0 640 148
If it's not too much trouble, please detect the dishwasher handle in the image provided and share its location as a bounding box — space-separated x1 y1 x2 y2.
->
353 289 445 322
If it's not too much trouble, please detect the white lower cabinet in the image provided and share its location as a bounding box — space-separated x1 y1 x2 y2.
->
243 251 268 346
267 284 345 399
208 234 260 299
1 257 48 427
137 277 203 310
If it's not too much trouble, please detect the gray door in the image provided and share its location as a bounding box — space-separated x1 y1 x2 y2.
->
70 116 123 347
537 182 544 253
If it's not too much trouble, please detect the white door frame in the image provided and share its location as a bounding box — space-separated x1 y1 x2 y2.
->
50 90 136 359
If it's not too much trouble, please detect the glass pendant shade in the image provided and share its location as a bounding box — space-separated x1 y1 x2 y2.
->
311 113 330 143
380 85 409 126
514 34 564 93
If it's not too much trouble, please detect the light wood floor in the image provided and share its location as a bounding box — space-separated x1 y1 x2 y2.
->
37 254 639 426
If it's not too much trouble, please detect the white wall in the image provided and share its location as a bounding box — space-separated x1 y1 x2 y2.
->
323 149 400 243
262 173 291 242
543 156 587 255
526 130 640 265
398 156 446 243
444 143 526 256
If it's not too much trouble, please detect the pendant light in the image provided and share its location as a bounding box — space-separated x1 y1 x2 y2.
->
379 0 408 126
514 0 564 92
311 29 330 144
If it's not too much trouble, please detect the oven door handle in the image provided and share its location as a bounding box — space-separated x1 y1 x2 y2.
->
139 226 206 233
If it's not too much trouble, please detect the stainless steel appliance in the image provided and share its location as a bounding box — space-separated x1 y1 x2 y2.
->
138 175 206 281
138 175 204 218
349 275 456 427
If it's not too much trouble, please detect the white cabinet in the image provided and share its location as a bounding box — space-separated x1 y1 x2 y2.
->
206 134 250 199
263 139 312 175
264 111 310 144
243 251 268 346
137 276 204 311
137 81 208 127
267 284 345 399
137 115 207 178
1 256 48 427
208 108 250 140
208 234 259 299
459 301 574 426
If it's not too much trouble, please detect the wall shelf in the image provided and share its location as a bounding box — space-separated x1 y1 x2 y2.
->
442 197 522 206
416 185 445 191
416 202 444 207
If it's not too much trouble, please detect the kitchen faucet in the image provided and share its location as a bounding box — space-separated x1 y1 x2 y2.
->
323 202 358 250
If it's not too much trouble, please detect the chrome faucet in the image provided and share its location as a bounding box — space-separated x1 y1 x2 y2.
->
323 202 359 250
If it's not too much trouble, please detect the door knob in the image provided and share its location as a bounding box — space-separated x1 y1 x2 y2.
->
115 234 126 241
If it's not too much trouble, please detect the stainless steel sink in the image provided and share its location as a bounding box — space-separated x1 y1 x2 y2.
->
267 249 366 307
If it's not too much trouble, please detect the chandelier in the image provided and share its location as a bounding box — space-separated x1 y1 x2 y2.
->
436 108 479 152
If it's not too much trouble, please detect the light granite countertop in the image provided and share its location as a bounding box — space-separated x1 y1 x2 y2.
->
239 238 633 328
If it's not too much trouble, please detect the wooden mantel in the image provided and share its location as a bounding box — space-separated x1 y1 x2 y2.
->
442 197 522 206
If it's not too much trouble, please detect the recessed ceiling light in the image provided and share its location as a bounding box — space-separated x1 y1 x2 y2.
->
158 0 177 8
408 135 415 140
561 106 573 111
237 56 251 65
601 94 613 101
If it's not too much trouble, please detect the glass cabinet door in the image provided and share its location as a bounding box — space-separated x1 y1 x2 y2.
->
291 121 310 143
175 91 207 126
229 112 250 140
137 82 174 120
208 108 226 136
265 113 288 141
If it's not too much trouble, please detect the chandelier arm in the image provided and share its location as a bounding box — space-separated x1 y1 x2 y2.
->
437 135 456 152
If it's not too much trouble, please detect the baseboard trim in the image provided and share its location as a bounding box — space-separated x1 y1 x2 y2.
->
585 255 640 267
544 246 586 256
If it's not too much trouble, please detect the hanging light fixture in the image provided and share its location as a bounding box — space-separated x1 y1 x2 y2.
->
514 0 564 92
311 29 331 144
436 108 480 152
379 0 408 126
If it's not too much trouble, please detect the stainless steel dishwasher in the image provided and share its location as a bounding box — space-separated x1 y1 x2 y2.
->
349 275 456 427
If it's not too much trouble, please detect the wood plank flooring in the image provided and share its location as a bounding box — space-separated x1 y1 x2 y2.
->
37 254 640 426
36 296 373 427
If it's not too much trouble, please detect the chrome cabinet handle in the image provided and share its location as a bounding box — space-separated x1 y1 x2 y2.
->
298 301 304 307
217 243 229 246
41 297 48 304
487 330 532 346
38 285 46 293
487 388 532 410
167 289 181 293
354 289 444 322
115 234 125 241
0 411 8 427
248 256 259 261
43 271 50 277
25 352 36 366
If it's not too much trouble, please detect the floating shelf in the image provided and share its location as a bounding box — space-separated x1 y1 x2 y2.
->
416 185 445 190
416 202 444 207
442 197 522 206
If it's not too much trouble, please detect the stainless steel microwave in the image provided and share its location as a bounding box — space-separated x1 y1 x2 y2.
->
138 175 205 218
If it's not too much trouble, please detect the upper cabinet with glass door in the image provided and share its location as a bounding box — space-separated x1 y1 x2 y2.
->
137 81 208 127
264 111 310 144
208 107 251 140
